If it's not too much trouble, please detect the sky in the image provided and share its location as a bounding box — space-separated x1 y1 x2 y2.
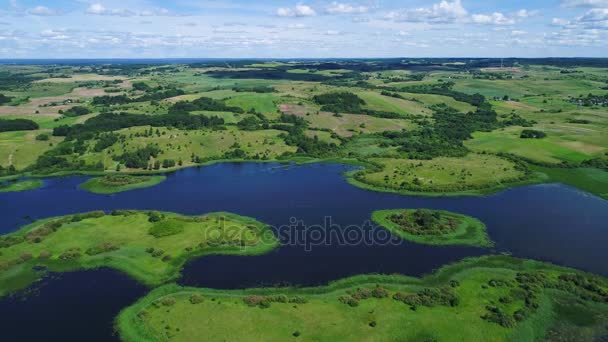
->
0 0 607 58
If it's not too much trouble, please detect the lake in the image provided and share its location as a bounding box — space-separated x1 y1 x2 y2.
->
1 162 607 341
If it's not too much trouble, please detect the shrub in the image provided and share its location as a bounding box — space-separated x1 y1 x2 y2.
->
86 242 119 256
59 248 82 260
520 129 546 139
149 219 184 238
39 251 52 259
160 297 176 306
189 293 204 304
36 133 50 141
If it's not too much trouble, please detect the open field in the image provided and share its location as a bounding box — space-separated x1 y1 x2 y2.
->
117 255 608 342
0 130 62 169
0 211 279 296
351 154 527 195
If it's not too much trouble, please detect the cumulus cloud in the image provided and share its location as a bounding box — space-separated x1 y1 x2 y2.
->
561 0 608 8
85 3 172 17
276 4 316 17
384 0 468 24
326 2 368 14
516 9 537 18
27 6 61 16
471 12 515 25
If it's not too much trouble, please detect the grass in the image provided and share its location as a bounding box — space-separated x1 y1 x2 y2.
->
0 179 43 193
78 126 297 172
0 211 279 297
371 209 493 247
531 166 608 200
116 255 608 342
466 127 602 165
0 130 62 170
79 175 166 194
350 154 527 196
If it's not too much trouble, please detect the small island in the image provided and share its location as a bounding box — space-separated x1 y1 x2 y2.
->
79 175 166 194
0 210 278 297
371 209 492 247
0 179 43 193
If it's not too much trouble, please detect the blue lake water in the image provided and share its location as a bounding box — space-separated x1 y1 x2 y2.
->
1 162 607 341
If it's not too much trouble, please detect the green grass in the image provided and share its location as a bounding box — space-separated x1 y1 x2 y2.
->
0 211 279 297
466 128 600 165
0 179 43 193
531 166 608 199
116 255 608 342
79 175 166 194
350 154 527 196
0 130 62 170
78 126 297 172
371 209 492 247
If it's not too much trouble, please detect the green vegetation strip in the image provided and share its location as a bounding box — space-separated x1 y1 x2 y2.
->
116 255 608 342
372 209 492 247
79 175 167 194
0 179 43 193
0 211 279 296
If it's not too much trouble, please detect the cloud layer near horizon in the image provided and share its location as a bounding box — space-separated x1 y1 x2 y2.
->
0 0 606 58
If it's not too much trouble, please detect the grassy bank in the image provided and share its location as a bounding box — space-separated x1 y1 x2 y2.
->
531 165 608 200
116 255 608 342
79 175 167 194
0 179 43 193
0 210 279 297
371 209 493 247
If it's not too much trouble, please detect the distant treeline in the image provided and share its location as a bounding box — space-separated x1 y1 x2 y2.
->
53 112 224 138
169 96 243 114
205 69 331 82
380 103 500 160
312 91 406 119
92 88 186 106
393 81 486 107
0 118 39 132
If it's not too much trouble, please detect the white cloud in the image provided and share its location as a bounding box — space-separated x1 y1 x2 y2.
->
471 12 515 25
516 9 536 18
326 2 368 14
85 3 173 17
276 4 317 17
325 30 341 35
27 6 60 16
86 3 107 15
385 0 467 24
511 30 527 35
40 29 69 40
561 0 608 8
580 8 608 21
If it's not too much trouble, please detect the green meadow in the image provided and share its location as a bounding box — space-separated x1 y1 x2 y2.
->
0 211 279 296
117 255 608 342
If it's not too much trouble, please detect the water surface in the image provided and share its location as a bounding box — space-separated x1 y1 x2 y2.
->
1 162 607 340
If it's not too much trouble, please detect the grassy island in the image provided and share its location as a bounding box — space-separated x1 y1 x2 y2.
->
372 209 492 247
79 175 167 194
0 211 278 296
0 179 43 193
116 255 608 342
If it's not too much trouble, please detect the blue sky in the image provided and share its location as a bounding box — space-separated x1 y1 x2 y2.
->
1 0 607 58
